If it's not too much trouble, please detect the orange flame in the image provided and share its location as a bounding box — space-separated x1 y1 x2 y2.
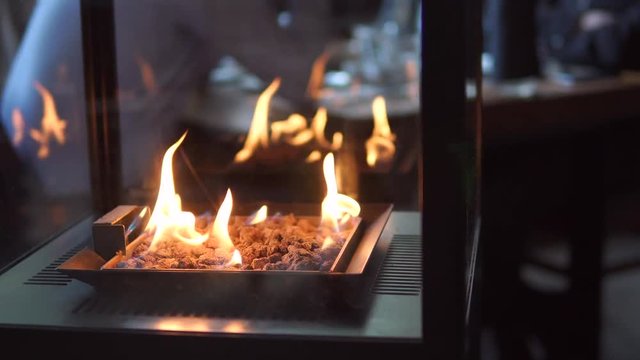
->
30 82 67 159
211 189 236 250
286 128 314 146
305 150 322 163
366 96 396 167
136 55 157 94
405 59 418 81
321 153 361 231
228 249 243 266
270 114 307 143
234 78 281 163
405 59 419 99
11 108 25 146
246 205 267 225
146 132 209 250
306 51 329 100
321 236 335 250
311 107 342 150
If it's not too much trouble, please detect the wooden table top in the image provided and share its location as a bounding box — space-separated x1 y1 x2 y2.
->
482 72 640 142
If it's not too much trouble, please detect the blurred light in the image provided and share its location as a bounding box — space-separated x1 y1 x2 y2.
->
277 11 292 28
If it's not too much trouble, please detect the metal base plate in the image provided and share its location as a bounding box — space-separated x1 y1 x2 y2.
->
0 211 421 342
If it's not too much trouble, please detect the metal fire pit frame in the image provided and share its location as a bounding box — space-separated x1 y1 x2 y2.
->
57 203 393 306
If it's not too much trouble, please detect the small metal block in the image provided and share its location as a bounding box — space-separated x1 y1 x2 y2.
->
92 205 150 260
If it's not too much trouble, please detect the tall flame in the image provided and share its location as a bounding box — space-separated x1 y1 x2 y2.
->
30 82 67 159
311 107 342 150
11 108 25 146
211 189 235 250
146 132 208 250
234 78 281 163
321 153 361 231
306 51 329 100
365 96 396 167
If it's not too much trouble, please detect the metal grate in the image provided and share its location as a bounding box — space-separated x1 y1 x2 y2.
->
372 234 422 295
24 244 85 286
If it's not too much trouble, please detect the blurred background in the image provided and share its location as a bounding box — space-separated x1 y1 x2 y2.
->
481 0 640 359
4 0 640 359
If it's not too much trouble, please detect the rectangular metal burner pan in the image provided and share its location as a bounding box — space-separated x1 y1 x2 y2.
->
57 204 392 305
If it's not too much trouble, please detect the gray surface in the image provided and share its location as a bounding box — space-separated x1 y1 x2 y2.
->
0 211 421 341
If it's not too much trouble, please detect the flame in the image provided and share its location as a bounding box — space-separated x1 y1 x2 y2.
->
211 189 236 250
405 59 418 81
405 59 419 99
146 132 209 250
29 82 67 159
270 114 307 143
321 153 360 231
234 78 280 163
286 129 314 146
321 236 335 250
311 107 342 150
136 55 157 94
228 249 243 266
246 205 268 225
306 51 329 100
305 150 321 163
366 96 396 167
11 108 25 146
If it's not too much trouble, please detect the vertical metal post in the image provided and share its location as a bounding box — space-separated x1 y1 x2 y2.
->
422 0 481 358
80 0 121 214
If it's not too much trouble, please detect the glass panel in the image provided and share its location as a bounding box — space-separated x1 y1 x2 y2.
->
111 0 422 271
113 0 421 210
0 0 92 269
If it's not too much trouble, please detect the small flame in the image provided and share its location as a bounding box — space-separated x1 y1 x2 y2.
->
211 189 236 250
247 205 268 225
136 55 157 94
270 114 307 143
405 59 419 99
321 153 361 231
11 108 25 146
366 96 396 167
405 59 418 81
30 82 67 159
305 150 322 163
306 51 329 100
286 129 314 146
311 107 342 151
146 132 209 250
321 236 335 250
228 249 243 266
234 78 281 163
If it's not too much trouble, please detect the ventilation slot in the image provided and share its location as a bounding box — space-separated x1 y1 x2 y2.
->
372 234 422 295
24 244 85 286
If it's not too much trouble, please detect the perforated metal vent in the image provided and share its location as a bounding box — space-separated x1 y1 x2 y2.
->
372 234 422 295
24 244 85 286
